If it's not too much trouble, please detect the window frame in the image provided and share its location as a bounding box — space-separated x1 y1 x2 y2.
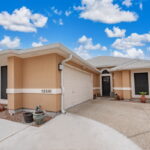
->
131 70 150 98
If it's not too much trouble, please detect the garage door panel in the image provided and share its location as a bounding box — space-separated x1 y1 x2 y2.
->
64 66 93 109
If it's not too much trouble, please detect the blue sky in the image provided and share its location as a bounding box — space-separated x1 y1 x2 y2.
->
0 0 150 59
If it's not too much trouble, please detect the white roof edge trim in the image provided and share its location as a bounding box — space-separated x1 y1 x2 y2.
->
111 66 150 72
59 44 100 73
0 43 99 73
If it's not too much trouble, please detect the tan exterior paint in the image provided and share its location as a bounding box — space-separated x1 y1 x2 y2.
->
8 57 23 110
112 71 123 99
122 71 131 99
93 74 100 95
111 71 131 99
113 71 122 87
7 53 100 112
8 54 61 112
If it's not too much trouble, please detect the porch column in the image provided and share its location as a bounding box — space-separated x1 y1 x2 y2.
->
7 57 23 112
122 70 131 99
113 71 123 99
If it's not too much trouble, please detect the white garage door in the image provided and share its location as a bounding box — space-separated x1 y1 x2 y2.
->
63 65 93 109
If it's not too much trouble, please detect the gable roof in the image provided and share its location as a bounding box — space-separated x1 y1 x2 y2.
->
88 56 150 71
110 59 150 71
0 43 99 73
87 56 132 68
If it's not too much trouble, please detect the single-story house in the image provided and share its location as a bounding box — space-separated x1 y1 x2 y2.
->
0 44 100 114
1 44 150 114
88 56 150 100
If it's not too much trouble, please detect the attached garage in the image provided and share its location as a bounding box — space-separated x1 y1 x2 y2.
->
63 65 93 109
0 44 100 113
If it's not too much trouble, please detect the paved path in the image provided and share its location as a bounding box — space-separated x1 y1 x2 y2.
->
68 98 150 150
0 113 141 150
0 119 28 142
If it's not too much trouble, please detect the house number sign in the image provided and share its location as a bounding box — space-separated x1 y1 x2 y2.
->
41 89 52 94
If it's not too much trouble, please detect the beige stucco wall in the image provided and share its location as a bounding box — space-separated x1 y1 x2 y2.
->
7 53 100 112
113 71 122 87
93 74 100 95
112 70 131 100
8 57 23 110
122 71 131 99
112 71 123 99
8 54 61 112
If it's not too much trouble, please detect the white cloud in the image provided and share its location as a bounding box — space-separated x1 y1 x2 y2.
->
65 10 72 16
76 35 107 51
113 48 144 59
105 26 126 38
75 0 138 24
39 36 48 42
139 3 143 10
32 42 43 47
52 19 57 24
52 18 64 26
75 49 92 59
51 7 62 15
32 36 48 47
0 7 48 32
0 36 20 49
112 33 150 50
122 0 132 7
147 47 150 51
59 19 64 26
74 35 107 59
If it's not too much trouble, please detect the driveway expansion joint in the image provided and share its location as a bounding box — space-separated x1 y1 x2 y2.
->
0 125 30 143
128 130 150 138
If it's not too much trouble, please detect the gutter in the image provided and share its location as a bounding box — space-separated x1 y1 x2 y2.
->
60 54 73 113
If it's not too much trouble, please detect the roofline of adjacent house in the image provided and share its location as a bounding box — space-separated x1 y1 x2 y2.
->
0 43 100 73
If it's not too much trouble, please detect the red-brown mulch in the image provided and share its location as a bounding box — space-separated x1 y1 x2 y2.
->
0 109 52 127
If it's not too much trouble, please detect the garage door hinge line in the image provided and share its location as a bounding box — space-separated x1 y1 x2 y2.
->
60 54 72 114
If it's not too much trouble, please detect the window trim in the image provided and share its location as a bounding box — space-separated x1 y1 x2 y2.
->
131 70 150 98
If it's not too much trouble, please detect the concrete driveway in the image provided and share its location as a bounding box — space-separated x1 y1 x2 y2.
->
0 113 141 150
68 97 150 150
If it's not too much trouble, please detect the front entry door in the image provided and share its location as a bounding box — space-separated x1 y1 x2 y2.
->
102 76 111 96
1 66 7 99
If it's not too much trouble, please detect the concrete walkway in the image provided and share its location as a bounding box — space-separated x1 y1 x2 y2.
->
0 119 28 142
0 113 141 150
68 98 150 150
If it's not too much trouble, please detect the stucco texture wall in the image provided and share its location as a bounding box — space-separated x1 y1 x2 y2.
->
113 71 131 100
8 54 61 112
8 53 100 112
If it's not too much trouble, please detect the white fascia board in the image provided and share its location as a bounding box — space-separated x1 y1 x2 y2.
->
7 88 62 94
0 43 99 74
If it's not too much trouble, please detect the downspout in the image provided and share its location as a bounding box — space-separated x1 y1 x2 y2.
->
60 54 72 113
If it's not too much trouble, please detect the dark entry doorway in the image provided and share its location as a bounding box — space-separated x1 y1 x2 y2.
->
1 66 7 99
102 76 111 96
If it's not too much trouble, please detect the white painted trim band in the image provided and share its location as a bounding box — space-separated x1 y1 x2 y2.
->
0 99 8 105
113 87 131 90
7 88 62 94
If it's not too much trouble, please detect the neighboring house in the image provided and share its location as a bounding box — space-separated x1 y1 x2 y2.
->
88 56 150 100
0 44 100 114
